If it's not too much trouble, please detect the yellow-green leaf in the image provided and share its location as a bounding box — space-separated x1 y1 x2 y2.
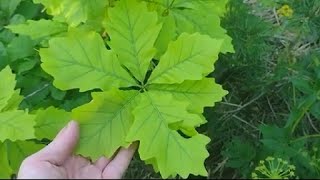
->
126 92 210 178
39 30 136 92
149 33 223 84
33 0 108 27
72 89 139 160
34 107 71 140
149 78 228 113
1 90 23 112
105 0 162 81
0 66 16 111
143 0 234 55
0 111 35 141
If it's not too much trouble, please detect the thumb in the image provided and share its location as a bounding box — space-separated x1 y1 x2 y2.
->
31 120 80 165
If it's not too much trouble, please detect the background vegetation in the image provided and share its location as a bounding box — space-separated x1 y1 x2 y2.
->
0 0 319 179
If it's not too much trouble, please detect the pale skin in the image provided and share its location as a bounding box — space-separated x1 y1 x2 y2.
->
18 120 137 179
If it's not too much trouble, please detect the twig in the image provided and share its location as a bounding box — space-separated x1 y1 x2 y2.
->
272 7 281 25
232 115 259 131
225 93 264 113
24 83 50 99
220 101 243 108
209 158 228 178
307 113 320 133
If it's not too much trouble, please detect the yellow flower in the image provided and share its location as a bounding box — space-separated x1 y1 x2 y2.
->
277 4 294 17
251 156 296 179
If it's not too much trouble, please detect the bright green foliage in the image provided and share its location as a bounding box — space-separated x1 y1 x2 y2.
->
33 0 108 27
72 89 139 160
126 92 211 178
148 33 223 84
149 78 227 114
34 106 71 140
0 66 41 178
104 0 162 82
39 29 136 92
1 90 23 111
0 67 35 142
2 0 230 178
143 0 234 57
6 19 68 40
35 0 228 177
0 110 35 141
0 66 16 110
32 0 60 15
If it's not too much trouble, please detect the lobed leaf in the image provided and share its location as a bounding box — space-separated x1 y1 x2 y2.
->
1 90 23 112
32 0 61 15
126 92 210 178
34 106 71 140
143 0 234 56
33 0 108 27
39 29 136 92
72 89 139 160
149 33 223 84
149 78 228 114
171 9 233 53
0 110 35 142
28 1 230 178
6 19 68 40
105 0 162 82
0 66 16 111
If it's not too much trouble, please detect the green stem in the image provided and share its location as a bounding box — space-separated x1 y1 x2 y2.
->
290 134 320 143
285 93 317 134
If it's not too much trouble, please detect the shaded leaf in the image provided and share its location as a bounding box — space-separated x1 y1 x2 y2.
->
6 19 68 40
0 142 12 179
0 0 21 17
6 140 45 173
7 35 35 62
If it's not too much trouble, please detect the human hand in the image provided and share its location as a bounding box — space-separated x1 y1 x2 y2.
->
17 120 137 179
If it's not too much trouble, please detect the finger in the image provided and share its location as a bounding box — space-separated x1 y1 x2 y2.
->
31 120 80 165
102 143 137 179
94 157 111 171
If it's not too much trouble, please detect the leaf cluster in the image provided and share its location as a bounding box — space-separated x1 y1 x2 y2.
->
0 0 232 178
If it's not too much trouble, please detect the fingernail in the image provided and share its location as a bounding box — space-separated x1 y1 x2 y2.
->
66 120 77 129
60 121 74 133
